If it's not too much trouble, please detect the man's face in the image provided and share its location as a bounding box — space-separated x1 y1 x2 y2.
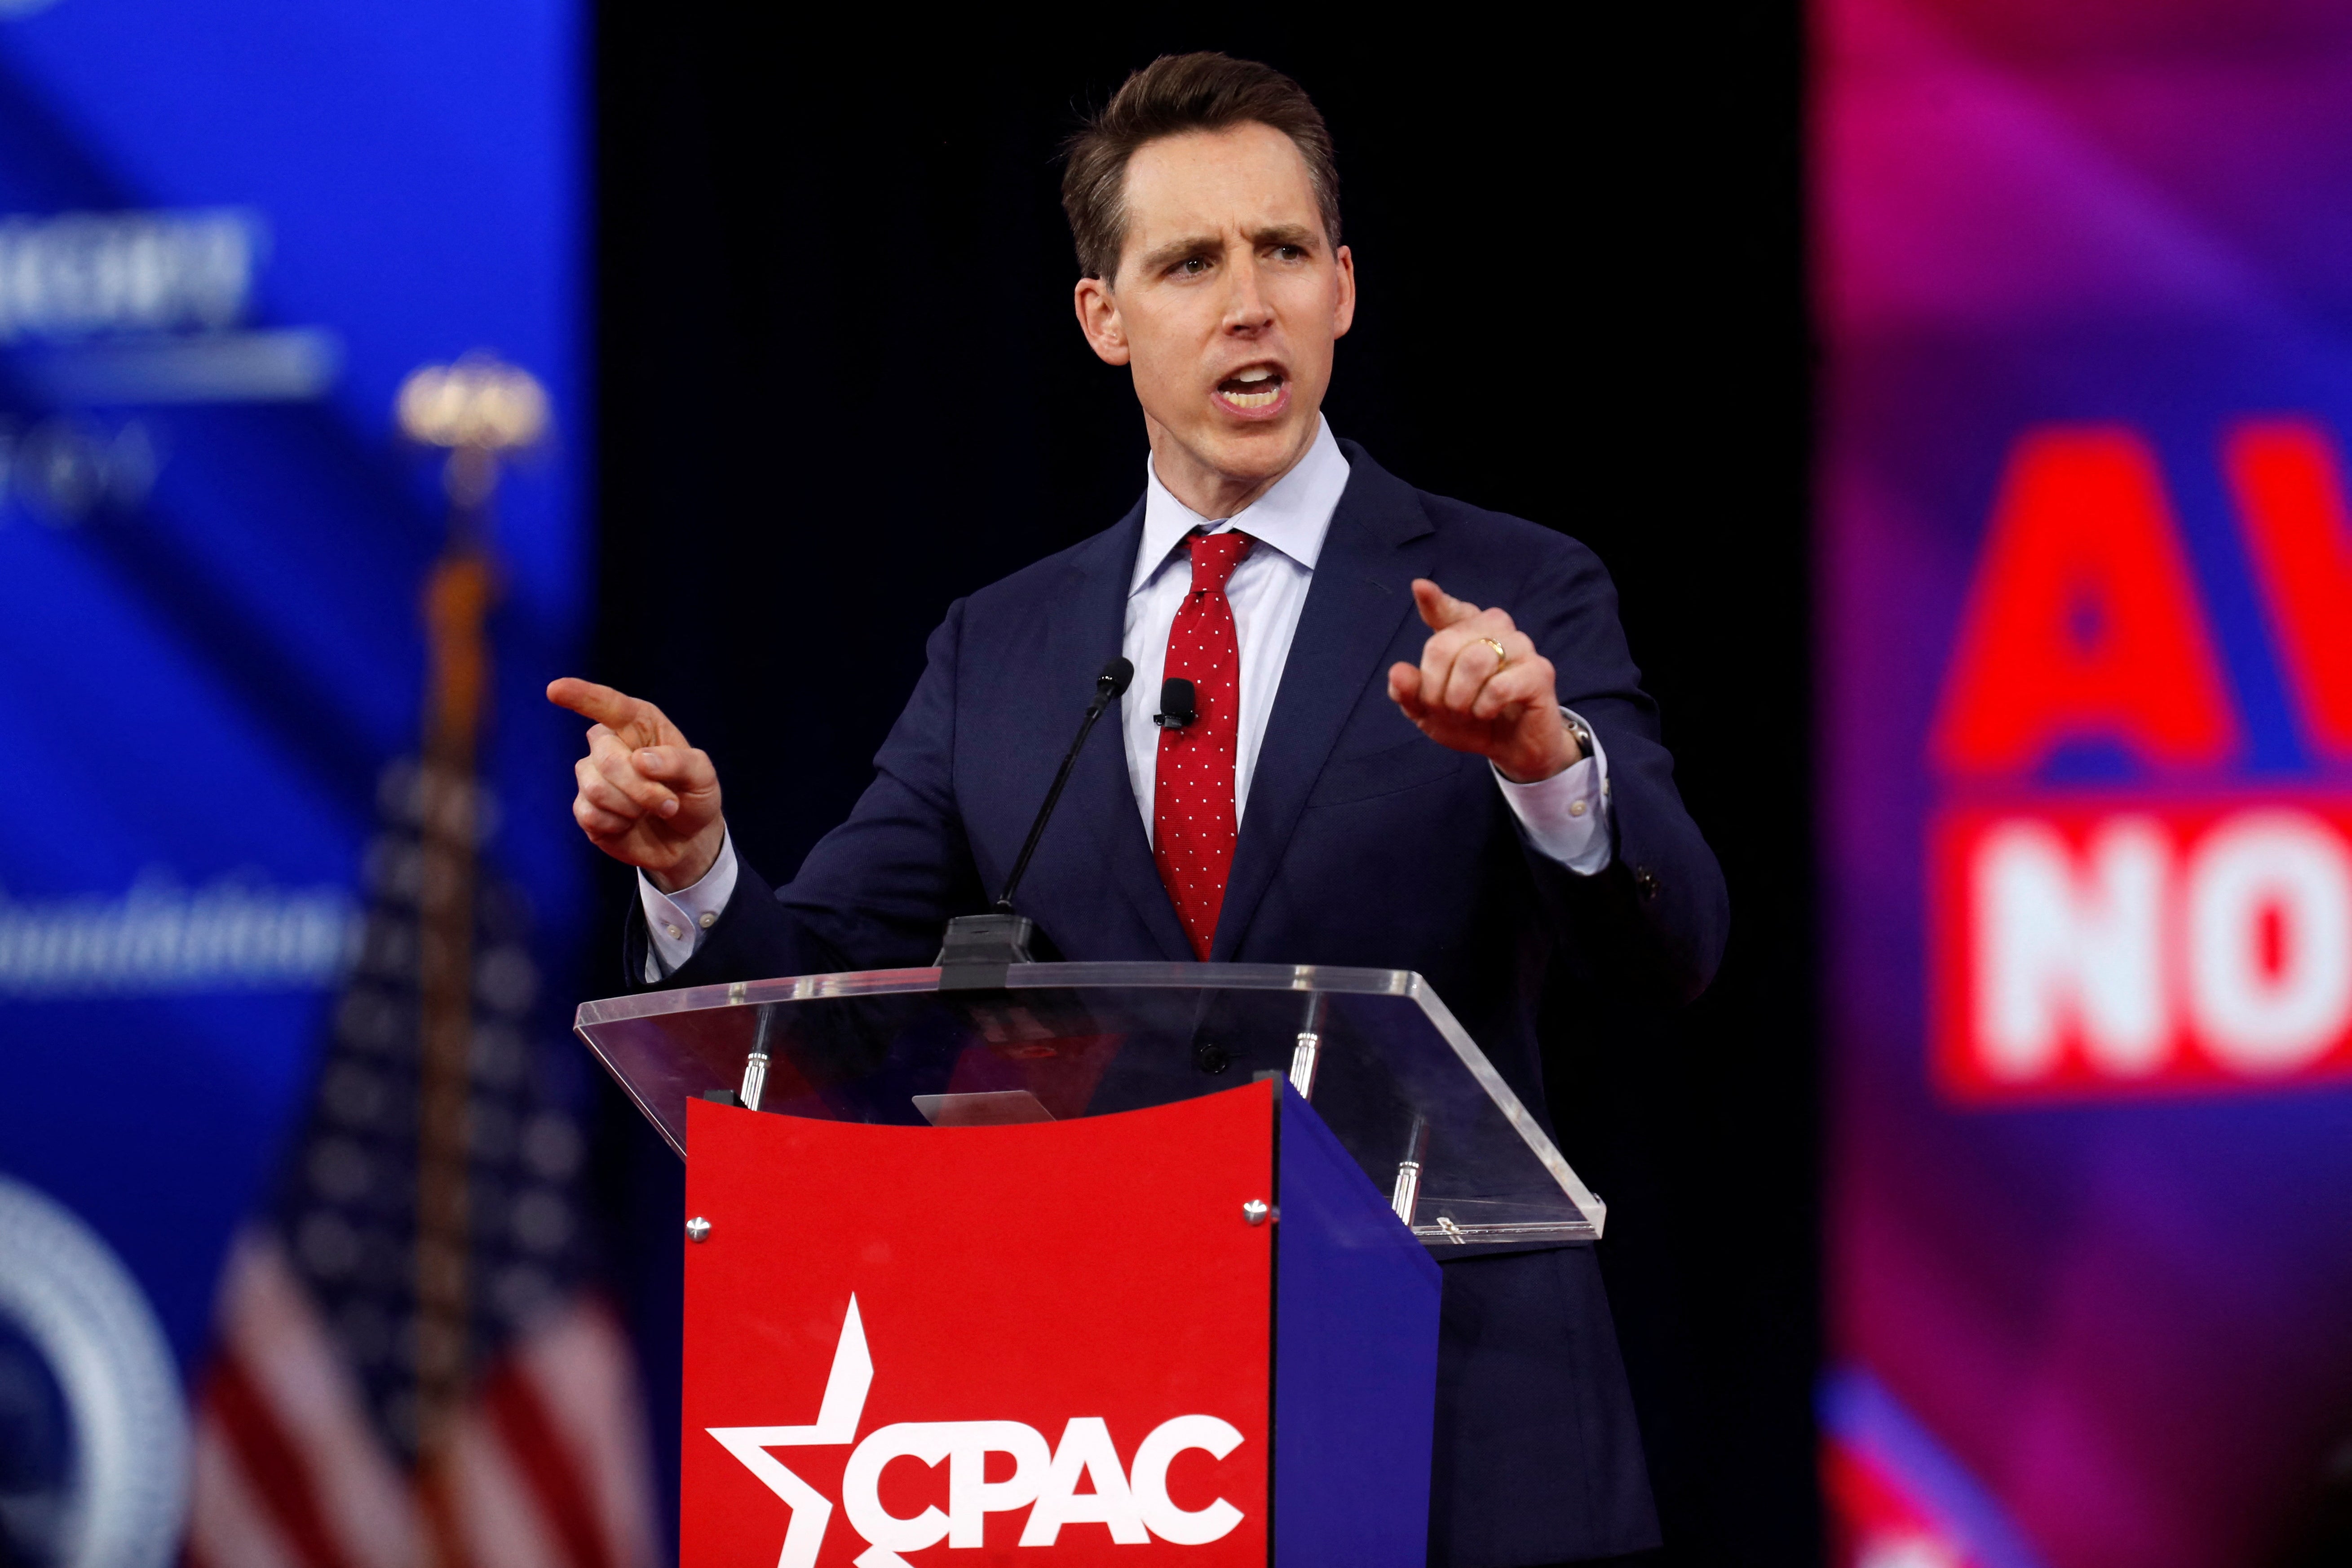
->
1075 122 1355 507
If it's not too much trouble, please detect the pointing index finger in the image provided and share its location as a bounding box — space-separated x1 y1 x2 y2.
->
548 677 647 736
1412 578 1480 631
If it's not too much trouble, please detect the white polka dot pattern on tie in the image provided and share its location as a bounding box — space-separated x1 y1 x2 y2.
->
1153 529 1254 960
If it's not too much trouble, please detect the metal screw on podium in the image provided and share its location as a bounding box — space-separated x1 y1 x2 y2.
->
686 1216 712 1243
1391 1114 1431 1226
1242 1200 1271 1226
1289 992 1328 1100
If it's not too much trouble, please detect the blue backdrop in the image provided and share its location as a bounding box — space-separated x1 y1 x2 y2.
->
0 0 584 1380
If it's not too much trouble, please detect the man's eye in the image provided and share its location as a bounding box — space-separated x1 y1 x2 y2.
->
1275 245 1304 261
1175 256 1212 276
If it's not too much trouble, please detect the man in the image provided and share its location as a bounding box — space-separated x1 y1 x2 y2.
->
553 52 1725 1567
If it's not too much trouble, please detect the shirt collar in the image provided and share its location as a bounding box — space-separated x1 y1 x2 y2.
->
1131 415 1351 594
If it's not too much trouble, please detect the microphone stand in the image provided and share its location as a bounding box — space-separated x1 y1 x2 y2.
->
936 657 1132 988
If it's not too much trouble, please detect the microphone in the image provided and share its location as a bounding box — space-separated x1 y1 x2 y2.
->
1153 677 1197 730
998 655 1132 911
936 655 1132 985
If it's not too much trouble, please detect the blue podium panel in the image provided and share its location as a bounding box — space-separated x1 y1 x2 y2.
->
1276 1082 1443 1566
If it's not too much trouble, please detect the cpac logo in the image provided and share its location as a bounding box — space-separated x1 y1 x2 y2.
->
709 1297 1247 1567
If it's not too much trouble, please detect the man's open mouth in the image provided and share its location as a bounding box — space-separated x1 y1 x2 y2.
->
1217 367 1285 411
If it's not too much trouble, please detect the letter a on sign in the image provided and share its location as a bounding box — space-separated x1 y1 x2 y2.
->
1932 426 2239 774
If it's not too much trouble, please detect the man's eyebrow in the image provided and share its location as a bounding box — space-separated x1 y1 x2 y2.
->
1133 224 1321 275
1248 224 1319 251
1136 233 1220 274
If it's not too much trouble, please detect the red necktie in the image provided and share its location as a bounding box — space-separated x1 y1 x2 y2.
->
1154 530 1255 960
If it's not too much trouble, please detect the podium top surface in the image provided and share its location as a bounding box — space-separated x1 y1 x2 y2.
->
575 961 1603 1249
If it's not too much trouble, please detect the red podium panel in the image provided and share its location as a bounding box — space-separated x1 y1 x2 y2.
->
681 1083 1278 1567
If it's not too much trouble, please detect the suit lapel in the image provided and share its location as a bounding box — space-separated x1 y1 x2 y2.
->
1212 446 1437 959
1049 498 1197 961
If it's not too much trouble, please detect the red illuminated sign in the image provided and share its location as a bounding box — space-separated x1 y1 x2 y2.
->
1933 799 2352 1096
1928 419 2352 1100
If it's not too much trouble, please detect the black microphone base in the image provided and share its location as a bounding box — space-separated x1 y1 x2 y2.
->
935 912 1061 990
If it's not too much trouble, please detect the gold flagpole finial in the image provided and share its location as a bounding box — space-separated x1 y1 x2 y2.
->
397 350 549 511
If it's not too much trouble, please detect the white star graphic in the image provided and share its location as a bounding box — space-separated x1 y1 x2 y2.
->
706 1294 875 1568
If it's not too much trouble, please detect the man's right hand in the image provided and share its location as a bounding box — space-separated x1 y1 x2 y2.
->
547 678 726 892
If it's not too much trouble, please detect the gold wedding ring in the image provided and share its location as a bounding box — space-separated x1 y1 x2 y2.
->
1479 636 1509 671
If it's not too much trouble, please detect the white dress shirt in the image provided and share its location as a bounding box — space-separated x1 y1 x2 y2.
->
641 417 1612 977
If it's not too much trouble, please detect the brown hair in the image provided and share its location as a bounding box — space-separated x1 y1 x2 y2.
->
1060 52 1341 283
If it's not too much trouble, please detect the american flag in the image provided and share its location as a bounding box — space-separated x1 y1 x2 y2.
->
181 755 659 1568
181 453 660 1568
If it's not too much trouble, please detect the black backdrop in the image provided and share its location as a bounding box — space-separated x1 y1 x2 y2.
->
588 13 1813 1564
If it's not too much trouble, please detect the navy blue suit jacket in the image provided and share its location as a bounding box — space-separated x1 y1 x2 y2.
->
633 443 1729 1565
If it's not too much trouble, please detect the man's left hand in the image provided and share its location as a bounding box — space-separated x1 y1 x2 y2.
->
1388 579 1581 783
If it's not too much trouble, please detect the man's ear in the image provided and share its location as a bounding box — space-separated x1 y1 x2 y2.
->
1331 244 1357 340
1074 275 1131 366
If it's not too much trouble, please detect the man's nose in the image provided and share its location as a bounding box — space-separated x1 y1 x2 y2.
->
1222 258 1274 331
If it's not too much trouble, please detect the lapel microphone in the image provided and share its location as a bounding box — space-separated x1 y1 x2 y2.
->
937 655 1133 982
1153 677 1197 730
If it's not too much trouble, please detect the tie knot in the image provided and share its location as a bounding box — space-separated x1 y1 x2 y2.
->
1185 529 1254 594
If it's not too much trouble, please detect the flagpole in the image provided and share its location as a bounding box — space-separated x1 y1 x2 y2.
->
395 354 548 1564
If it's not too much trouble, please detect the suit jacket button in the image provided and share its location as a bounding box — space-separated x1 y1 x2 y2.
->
1633 866 1661 899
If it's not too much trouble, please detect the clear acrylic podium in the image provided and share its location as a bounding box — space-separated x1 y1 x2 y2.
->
579 963 1608 1565
575 961 1605 1248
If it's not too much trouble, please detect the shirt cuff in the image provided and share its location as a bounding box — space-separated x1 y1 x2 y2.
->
1492 710 1614 875
637 828 738 982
